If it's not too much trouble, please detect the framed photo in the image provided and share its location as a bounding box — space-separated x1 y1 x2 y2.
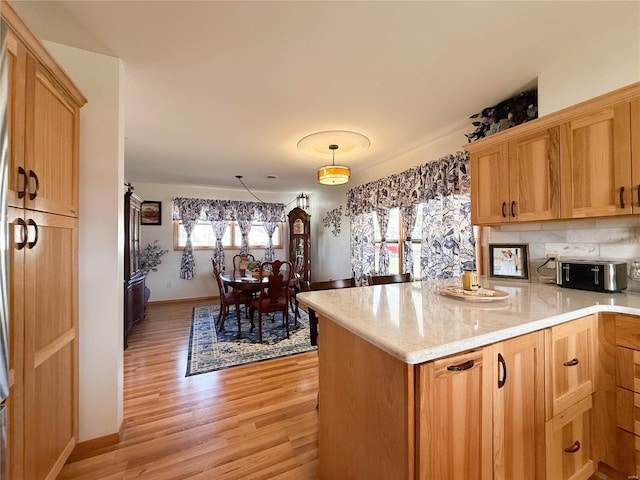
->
141 201 162 225
489 243 530 280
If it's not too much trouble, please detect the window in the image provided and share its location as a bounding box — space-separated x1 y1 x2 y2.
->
173 220 282 250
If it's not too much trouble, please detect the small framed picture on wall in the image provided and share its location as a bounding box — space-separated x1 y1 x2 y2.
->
488 243 530 280
141 201 162 225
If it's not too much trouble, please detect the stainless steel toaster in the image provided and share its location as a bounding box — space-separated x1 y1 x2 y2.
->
556 260 627 292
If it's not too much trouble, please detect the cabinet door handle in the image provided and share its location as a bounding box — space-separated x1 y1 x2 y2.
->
510 201 516 217
15 218 27 250
564 440 581 453
620 186 625 209
447 359 474 371
563 358 579 367
17 166 27 199
501 202 507 218
637 184 640 208
28 170 40 200
26 219 38 249
497 353 507 388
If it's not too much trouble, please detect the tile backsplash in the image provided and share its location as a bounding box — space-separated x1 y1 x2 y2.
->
483 216 640 291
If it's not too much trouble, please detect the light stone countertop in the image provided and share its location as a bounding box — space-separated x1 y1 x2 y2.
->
296 277 640 364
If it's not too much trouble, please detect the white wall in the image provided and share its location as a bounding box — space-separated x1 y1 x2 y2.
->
132 182 300 301
44 42 125 442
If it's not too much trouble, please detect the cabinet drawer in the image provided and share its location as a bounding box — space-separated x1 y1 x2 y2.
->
546 315 595 419
617 347 640 392
617 387 640 436
617 314 640 350
616 429 640 478
545 395 595 480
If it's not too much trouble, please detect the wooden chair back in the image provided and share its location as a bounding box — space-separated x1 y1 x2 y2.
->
309 278 356 291
232 253 255 276
257 260 292 305
368 273 413 285
211 258 226 294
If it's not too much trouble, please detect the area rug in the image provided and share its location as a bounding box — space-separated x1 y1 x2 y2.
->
186 304 317 376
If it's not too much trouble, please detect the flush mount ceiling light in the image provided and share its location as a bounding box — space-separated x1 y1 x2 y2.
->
297 130 370 186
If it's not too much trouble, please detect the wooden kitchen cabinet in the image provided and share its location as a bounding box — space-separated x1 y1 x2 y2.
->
560 102 633 218
545 395 595 480
417 331 545 480
2 3 86 479
632 99 640 212
469 128 559 225
545 314 596 419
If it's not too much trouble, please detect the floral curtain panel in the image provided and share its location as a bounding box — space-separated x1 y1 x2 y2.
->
420 194 475 280
173 198 285 278
375 207 390 275
350 212 375 284
346 151 471 280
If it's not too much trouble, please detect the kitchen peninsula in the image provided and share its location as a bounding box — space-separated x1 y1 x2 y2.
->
297 279 640 480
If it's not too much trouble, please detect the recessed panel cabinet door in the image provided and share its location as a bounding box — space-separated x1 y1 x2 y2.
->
508 128 560 222
416 349 490 480
560 103 632 218
632 99 640 211
24 54 80 218
470 143 510 225
23 210 78 480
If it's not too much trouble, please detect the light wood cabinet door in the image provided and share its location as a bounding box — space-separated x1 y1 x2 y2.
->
546 315 596 419
22 210 78 480
23 54 80 218
416 349 490 480
560 103 632 218
617 347 640 394
632 99 640 211
470 143 510 225
508 128 560 222
7 208 25 480
490 331 546 480
616 387 640 436
545 395 595 480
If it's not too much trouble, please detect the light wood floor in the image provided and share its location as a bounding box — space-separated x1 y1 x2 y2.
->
58 300 319 480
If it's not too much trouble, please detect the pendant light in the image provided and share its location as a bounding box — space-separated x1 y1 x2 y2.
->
317 144 350 185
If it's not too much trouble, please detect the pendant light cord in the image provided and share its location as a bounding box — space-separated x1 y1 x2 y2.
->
235 175 302 207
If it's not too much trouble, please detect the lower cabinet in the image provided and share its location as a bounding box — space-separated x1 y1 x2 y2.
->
545 395 594 480
416 331 545 480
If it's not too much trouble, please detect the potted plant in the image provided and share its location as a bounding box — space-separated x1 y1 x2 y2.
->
140 240 169 301
246 260 263 278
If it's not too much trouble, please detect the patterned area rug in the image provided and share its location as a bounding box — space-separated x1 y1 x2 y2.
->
186 304 316 376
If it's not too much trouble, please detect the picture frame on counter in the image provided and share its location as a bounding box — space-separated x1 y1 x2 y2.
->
489 243 530 280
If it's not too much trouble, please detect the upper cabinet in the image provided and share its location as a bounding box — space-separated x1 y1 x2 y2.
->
559 102 632 218
467 83 640 226
470 128 559 224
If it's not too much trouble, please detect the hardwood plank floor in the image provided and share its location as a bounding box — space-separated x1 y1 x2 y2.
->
58 300 319 480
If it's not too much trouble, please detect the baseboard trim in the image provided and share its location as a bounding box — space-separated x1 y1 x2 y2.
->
67 420 125 462
148 296 216 306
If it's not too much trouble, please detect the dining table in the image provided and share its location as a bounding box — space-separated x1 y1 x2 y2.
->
218 272 270 336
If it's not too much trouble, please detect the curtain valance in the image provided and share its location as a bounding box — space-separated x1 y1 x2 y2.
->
172 198 286 223
346 151 470 216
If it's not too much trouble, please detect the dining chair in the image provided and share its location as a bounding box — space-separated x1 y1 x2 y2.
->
250 260 293 343
307 277 357 346
368 272 413 285
211 258 243 337
232 253 255 277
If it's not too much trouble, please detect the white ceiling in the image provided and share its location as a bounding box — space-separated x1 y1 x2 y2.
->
9 1 640 192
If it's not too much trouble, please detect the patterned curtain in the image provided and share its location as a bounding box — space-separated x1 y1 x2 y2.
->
210 220 229 271
400 204 418 277
262 220 278 261
420 194 475 280
375 208 390 275
175 197 206 279
350 212 375 284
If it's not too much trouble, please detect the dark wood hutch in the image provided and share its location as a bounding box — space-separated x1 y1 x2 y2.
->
124 184 146 347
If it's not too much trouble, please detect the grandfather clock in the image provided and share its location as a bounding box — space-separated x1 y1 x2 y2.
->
288 207 311 282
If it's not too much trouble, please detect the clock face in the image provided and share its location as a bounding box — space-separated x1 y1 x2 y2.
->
293 218 304 235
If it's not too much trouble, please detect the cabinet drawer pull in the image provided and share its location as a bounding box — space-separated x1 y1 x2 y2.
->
28 169 40 201
17 166 27 199
563 358 579 367
564 440 580 453
26 219 38 249
498 353 507 388
620 186 625 209
501 202 507 218
510 201 516 217
447 360 474 371
15 218 27 250
637 184 640 207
